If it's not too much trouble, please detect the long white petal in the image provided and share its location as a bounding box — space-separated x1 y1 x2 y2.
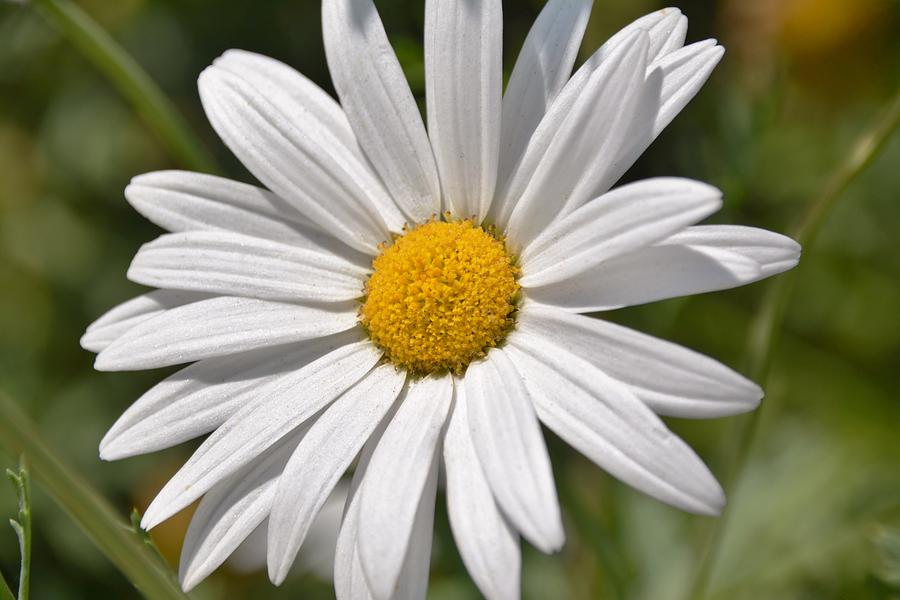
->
267 364 406 584
95 296 358 371
502 31 650 249
357 375 453 599
600 40 725 194
651 40 724 139
517 304 762 418
507 332 725 515
391 455 439 600
334 502 375 600
425 0 502 221
334 407 393 600
125 171 365 262
212 50 407 232
198 65 393 255
566 39 724 204
80 290 211 353
128 231 368 303
289 482 349 581
465 351 563 553
214 49 362 151
496 0 592 193
334 435 437 600
520 178 722 287
492 8 687 229
526 225 799 312
649 9 688 58
662 225 802 277
444 382 520 600
323 0 441 223
178 428 304 591
99 330 363 460
140 341 382 530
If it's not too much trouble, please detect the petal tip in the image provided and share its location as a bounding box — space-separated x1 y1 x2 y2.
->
179 573 200 594
140 509 161 531
267 563 289 587
94 349 124 372
98 438 133 462
80 331 102 353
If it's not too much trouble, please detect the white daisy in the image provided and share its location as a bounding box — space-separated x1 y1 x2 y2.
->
82 1 801 598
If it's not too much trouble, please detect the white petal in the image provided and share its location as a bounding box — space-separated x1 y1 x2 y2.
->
465 351 563 553
125 171 365 262
290 482 349 581
390 454 438 600
601 40 725 195
178 428 304 591
127 231 368 303
95 296 358 371
444 381 520 600
520 178 722 287
323 0 441 223
663 225 802 277
80 290 210 353
335 443 437 600
526 225 799 312
198 65 393 255
140 341 382 530
491 9 693 229
212 50 408 232
651 40 724 140
334 413 390 600
502 31 650 249
214 49 361 151
267 364 406 584
649 10 688 58
99 330 363 460
425 0 502 221
357 375 453 599
517 304 762 418
506 332 725 515
556 8 686 99
496 0 592 193
334 503 375 600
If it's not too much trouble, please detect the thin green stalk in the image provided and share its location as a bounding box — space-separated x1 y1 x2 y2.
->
6 458 31 600
687 87 900 600
0 395 188 600
26 0 218 173
0 568 14 600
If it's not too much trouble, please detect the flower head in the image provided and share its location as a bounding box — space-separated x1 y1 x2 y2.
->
82 1 800 598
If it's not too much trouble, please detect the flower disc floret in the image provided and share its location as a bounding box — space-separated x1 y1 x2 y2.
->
361 219 519 375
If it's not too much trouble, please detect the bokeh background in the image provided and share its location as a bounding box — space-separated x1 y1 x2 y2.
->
1 0 899 598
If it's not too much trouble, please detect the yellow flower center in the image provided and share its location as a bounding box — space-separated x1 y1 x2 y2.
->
361 219 520 375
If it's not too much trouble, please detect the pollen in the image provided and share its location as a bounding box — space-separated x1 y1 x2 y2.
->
361 218 520 376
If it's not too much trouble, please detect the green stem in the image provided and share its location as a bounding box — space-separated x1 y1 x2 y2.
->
6 458 31 600
0 396 189 600
687 86 900 600
27 0 218 173
0 571 14 600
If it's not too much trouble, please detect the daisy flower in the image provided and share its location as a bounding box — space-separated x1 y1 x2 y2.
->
82 0 801 598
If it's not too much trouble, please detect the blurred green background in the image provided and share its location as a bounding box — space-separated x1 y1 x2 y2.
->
1 0 899 598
